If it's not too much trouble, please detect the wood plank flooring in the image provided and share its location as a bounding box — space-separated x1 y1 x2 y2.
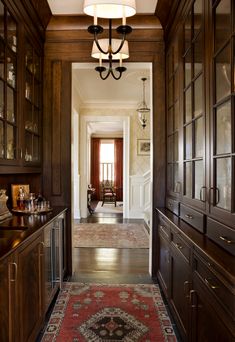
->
71 212 152 284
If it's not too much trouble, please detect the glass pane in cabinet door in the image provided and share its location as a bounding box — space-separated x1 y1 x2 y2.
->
174 100 179 130
7 87 15 123
25 41 33 71
0 40 4 78
174 132 178 161
184 49 191 87
194 160 203 200
185 162 192 197
215 44 230 102
216 157 231 211
185 124 192 159
167 107 173 134
194 74 203 117
193 0 202 38
25 100 32 131
34 52 40 80
25 132 32 162
25 71 32 101
0 2 4 39
214 0 230 53
0 120 3 158
195 117 203 157
6 124 14 159
33 108 39 134
194 32 203 76
0 80 4 118
6 11 17 53
184 11 191 53
7 53 16 88
33 136 39 162
167 163 173 192
173 163 180 193
167 135 173 162
216 101 231 155
185 86 192 123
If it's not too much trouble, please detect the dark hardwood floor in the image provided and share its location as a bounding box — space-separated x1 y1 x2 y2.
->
71 210 152 284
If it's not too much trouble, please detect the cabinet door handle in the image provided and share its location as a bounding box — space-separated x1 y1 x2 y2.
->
185 214 193 219
200 186 207 202
209 187 220 205
219 236 235 244
39 241 45 256
189 290 197 307
184 280 190 297
204 278 219 290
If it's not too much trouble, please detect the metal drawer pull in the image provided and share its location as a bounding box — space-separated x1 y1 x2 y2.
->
204 278 219 290
185 214 193 219
175 243 183 249
219 236 235 244
9 262 18 282
159 225 165 229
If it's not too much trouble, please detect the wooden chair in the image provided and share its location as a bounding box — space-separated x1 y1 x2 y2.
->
101 180 117 207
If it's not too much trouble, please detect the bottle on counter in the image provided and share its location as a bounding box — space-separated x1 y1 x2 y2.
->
17 187 25 210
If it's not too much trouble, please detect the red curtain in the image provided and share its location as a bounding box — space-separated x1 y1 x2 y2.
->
90 138 100 200
114 138 123 201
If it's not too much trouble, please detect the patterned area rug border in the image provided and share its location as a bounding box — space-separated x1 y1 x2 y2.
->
42 283 177 342
73 223 149 248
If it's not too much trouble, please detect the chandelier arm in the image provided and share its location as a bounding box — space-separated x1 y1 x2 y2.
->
110 68 122 80
93 32 109 55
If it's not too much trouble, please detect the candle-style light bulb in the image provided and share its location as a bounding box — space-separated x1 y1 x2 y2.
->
99 54 102 67
94 5 97 25
122 6 126 25
120 54 122 67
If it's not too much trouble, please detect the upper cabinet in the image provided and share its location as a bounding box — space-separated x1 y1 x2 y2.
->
166 0 235 231
0 0 43 172
0 3 18 164
182 0 206 210
209 0 235 227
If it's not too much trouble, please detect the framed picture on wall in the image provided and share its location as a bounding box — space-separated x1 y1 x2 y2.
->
137 139 150 155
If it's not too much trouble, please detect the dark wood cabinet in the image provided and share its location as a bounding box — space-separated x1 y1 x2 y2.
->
0 253 18 342
17 233 43 342
156 209 235 342
0 0 43 173
0 210 66 342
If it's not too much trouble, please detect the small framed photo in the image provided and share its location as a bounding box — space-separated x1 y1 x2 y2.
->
137 139 150 155
11 184 30 208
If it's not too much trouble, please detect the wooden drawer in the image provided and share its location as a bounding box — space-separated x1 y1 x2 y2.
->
166 197 179 216
193 253 235 319
207 218 235 256
158 216 171 240
180 204 205 233
171 229 190 263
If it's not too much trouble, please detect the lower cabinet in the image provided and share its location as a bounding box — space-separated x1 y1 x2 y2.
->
0 212 66 342
156 210 235 342
17 234 44 342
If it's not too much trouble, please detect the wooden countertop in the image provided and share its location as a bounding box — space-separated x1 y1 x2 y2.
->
0 206 67 260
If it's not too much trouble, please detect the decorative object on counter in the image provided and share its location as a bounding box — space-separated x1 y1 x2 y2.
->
11 187 52 215
11 184 30 208
0 189 12 221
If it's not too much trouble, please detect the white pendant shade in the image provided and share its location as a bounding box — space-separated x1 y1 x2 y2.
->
83 0 136 19
91 39 129 60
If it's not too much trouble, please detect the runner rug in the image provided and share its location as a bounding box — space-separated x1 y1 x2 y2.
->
42 283 177 342
73 223 149 248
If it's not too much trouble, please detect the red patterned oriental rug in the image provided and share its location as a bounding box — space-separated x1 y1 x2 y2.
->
42 283 177 342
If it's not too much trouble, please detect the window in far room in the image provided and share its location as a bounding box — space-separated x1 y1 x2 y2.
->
100 140 114 182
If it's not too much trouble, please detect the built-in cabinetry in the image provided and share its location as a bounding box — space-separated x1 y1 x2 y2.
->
156 209 235 341
0 0 42 172
0 211 66 342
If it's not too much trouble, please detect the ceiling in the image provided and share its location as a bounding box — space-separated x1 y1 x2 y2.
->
47 0 158 15
47 2 156 134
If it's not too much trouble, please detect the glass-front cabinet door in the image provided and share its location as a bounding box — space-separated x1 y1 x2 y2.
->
209 0 235 227
24 39 41 164
166 40 180 199
182 0 206 210
0 2 18 164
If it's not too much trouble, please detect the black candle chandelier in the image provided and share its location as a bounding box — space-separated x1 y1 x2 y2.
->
83 0 136 80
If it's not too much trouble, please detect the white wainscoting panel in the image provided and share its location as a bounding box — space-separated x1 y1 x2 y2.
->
129 171 151 219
